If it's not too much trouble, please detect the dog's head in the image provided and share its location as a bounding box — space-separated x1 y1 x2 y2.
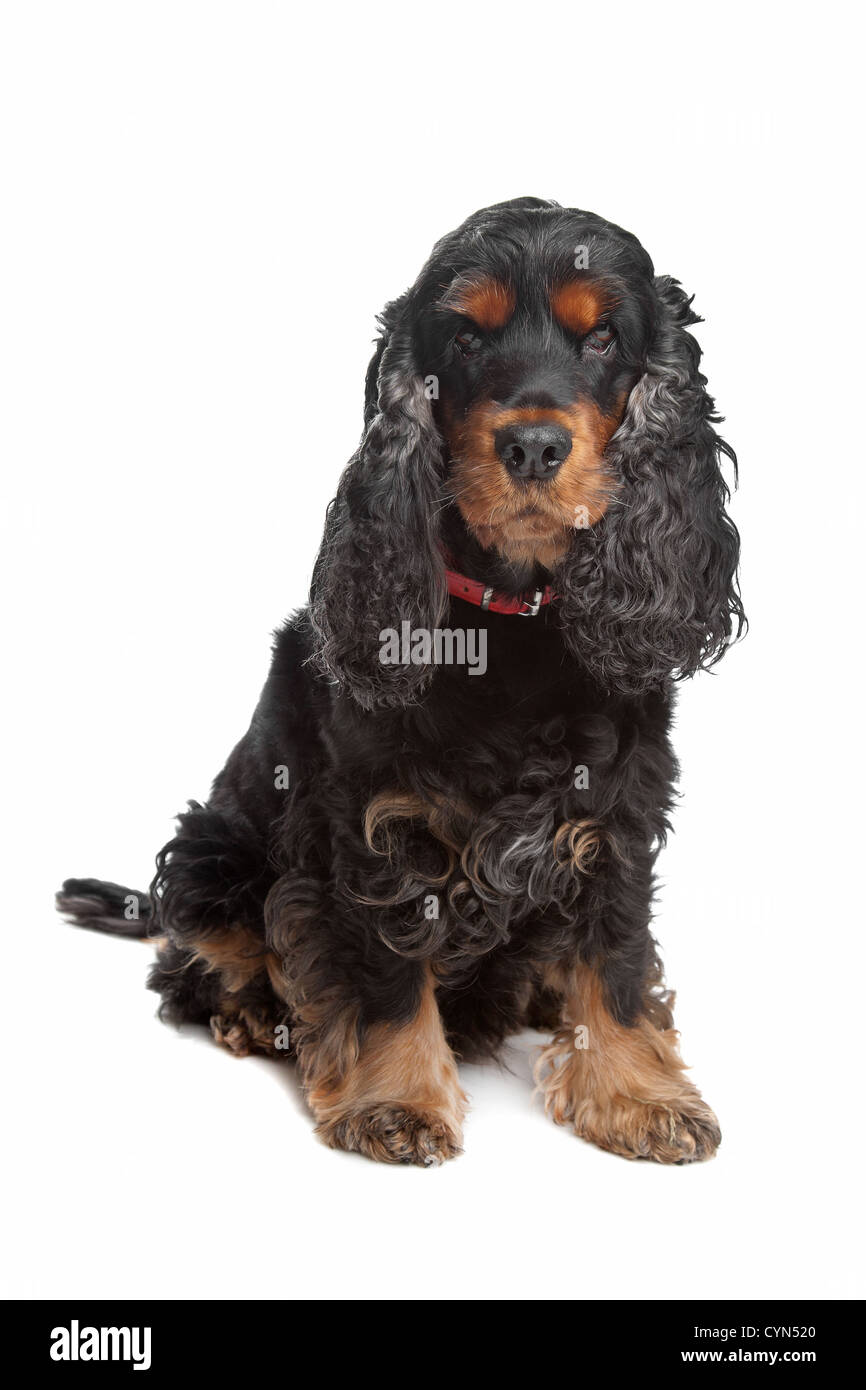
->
311 197 744 707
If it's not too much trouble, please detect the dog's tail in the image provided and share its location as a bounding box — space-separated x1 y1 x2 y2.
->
55 877 153 939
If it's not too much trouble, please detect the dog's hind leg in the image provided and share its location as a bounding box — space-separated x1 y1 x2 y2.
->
143 799 293 1053
149 931 291 1057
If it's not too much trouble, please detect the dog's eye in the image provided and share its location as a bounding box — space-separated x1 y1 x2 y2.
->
455 330 482 358
587 322 615 353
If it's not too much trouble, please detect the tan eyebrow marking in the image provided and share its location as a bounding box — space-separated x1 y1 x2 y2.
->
441 277 516 331
550 280 617 335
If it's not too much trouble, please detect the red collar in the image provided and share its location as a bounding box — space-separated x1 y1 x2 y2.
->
443 557 557 617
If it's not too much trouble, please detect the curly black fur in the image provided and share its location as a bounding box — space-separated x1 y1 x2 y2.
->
57 197 744 1158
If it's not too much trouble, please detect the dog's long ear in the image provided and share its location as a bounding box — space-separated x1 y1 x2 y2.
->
557 276 745 692
309 293 447 709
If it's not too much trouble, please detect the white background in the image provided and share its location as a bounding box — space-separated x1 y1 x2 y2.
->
2 1 863 1301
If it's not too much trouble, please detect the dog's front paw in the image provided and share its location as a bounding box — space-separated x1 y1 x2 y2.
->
318 1103 463 1166
573 1095 721 1164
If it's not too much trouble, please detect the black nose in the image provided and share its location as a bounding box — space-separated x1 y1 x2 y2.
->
495 423 572 481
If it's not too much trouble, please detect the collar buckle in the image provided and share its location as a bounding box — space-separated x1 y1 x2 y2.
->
518 589 545 617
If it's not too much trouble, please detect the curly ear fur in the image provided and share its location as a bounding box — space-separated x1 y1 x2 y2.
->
309 298 447 709
557 276 745 693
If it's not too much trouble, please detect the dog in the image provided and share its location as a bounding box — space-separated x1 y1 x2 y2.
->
58 196 744 1165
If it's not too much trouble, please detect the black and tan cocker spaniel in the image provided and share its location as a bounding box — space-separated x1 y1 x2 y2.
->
58 197 744 1165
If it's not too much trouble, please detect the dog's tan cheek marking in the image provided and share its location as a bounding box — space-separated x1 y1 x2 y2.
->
546 397 625 528
535 963 721 1163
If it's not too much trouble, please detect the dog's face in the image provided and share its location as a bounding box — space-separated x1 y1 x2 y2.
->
313 197 744 708
414 212 657 569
